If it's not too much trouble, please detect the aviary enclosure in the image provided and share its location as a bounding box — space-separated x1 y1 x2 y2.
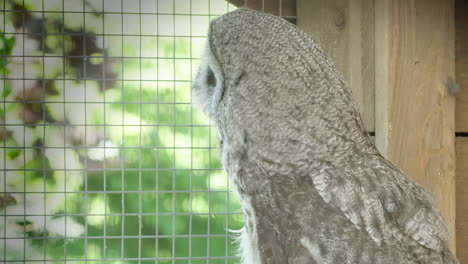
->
1 0 467 263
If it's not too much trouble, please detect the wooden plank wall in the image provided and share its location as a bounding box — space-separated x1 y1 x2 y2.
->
298 0 456 253
296 0 375 132
456 0 468 132
383 0 456 252
455 0 468 262
456 139 468 262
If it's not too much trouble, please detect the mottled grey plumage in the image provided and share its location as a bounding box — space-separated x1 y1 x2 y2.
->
192 8 459 264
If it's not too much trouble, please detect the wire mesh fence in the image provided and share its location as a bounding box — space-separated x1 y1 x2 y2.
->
1 0 244 262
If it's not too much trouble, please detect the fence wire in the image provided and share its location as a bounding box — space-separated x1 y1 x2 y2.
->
1 0 245 262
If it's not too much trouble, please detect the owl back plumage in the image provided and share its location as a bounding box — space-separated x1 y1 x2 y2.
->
192 8 459 264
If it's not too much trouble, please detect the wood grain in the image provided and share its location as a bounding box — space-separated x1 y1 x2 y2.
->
384 0 456 252
455 1 468 261
456 137 468 263
227 0 296 17
374 0 389 155
297 0 375 132
350 0 375 134
456 0 468 132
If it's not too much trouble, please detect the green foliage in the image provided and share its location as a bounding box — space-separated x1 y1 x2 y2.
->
0 34 15 75
22 155 55 185
1 0 241 261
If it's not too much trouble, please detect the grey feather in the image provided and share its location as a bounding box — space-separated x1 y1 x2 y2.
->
192 8 459 264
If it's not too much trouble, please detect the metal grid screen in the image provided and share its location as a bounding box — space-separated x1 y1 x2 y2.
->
1 0 244 262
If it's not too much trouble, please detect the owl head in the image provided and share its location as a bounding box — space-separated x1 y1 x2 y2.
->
192 9 365 156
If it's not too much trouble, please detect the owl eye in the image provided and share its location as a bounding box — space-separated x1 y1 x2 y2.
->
206 67 217 88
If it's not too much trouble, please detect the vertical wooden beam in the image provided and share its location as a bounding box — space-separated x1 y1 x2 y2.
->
455 0 468 132
297 0 375 132
455 0 468 261
456 138 468 263
350 0 375 134
380 0 456 252
374 0 389 154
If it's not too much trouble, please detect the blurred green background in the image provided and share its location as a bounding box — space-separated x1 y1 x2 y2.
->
0 0 243 262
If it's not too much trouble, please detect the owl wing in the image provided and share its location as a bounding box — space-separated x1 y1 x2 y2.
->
311 160 449 250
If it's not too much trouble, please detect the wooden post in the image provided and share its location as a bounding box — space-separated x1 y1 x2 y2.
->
456 139 468 262
455 0 468 132
377 0 457 252
374 0 389 154
455 0 468 261
298 0 456 252
384 0 456 251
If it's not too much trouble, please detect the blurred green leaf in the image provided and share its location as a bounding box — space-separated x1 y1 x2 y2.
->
0 35 15 75
3 35 16 54
22 155 55 185
2 81 12 98
7 147 21 160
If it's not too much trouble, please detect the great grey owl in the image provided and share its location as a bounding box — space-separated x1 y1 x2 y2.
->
191 8 459 264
